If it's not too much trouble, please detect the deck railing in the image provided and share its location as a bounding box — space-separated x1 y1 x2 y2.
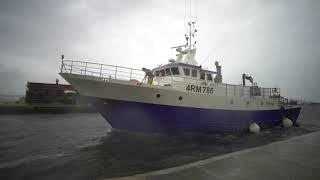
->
60 60 145 82
154 76 280 99
209 83 279 99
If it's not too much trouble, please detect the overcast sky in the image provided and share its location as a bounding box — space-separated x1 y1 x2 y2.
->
0 0 319 102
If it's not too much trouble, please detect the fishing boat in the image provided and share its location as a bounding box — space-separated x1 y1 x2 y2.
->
59 21 301 133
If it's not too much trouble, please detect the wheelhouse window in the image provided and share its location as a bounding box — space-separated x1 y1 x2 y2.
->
207 74 213 81
183 68 190 76
160 69 165 76
165 68 171 75
200 73 205 80
171 67 180 75
155 71 159 76
192 69 197 77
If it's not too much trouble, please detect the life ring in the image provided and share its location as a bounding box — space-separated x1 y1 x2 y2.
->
130 79 140 83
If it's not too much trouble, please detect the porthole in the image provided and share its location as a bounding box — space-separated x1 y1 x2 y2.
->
179 96 183 100
156 94 160 98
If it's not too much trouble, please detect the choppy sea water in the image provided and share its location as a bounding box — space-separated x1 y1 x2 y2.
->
0 105 319 180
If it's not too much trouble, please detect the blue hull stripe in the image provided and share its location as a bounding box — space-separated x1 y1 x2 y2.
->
88 97 301 133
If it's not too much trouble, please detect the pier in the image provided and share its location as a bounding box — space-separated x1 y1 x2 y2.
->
109 131 320 180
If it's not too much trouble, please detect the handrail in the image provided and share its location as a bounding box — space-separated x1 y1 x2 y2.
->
154 75 280 99
62 59 142 71
60 60 145 82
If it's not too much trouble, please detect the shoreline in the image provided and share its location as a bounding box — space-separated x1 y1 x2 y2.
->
0 104 96 114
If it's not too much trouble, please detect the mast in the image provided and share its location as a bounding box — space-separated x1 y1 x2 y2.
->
185 21 197 48
189 22 192 48
171 0 198 65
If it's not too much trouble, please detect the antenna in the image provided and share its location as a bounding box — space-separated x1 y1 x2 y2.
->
183 0 198 49
188 0 198 21
190 0 191 21
195 0 198 22
184 20 197 49
184 0 198 32
189 22 192 47
171 0 199 66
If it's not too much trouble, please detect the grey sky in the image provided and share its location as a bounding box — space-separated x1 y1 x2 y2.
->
0 0 319 102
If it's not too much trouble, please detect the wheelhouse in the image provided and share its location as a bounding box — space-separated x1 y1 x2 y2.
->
152 62 217 82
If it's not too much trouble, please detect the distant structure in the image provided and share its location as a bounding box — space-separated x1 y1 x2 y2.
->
25 81 78 104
